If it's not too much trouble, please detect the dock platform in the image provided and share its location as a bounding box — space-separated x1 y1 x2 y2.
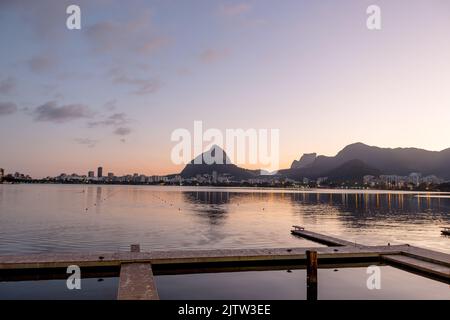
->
0 228 449 300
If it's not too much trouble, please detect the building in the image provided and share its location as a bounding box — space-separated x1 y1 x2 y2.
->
363 175 375 185
408 172 422 186
0 168 4 182
422 175 443 185
380 175 400 186
88 171 95 178
97 167 103 178
108 172 114 178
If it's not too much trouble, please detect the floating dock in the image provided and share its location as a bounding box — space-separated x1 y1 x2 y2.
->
290 226 450 281
0 228 448 300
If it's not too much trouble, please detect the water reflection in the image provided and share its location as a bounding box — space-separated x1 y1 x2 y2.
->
183 191 231 224
155 266 450 300
0 185 449 254
288 192 448 213
288 192 450 231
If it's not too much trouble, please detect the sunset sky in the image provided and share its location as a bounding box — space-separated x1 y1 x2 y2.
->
1 0 450 178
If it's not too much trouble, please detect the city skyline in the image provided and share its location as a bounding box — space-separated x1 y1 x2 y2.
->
1 0 450 177
2 140 450 180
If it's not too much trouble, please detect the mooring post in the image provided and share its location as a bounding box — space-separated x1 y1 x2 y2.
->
131 244 140 253
306 250 318 301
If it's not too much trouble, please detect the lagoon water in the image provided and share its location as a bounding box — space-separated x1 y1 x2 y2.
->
0 184 449 299
0 184 449 254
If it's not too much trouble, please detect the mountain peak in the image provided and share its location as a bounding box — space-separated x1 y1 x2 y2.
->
191 145 231 165
180 145 257 179
291 153 317 169
341 142 370 150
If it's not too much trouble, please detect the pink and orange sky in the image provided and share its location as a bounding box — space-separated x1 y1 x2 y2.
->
1 0 450 178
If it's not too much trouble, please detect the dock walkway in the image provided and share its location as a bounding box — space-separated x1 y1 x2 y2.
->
0 228 448 300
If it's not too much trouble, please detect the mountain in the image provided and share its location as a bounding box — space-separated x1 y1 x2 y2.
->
180 143 450 182
282 142 450 180
324 159 381 183
291 153 317 169
180 145 257 180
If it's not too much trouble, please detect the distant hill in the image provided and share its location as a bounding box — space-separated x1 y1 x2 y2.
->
282 142 450 180
324 159 381 183
291 153 317 169
180 143 450 182
180 145 257 180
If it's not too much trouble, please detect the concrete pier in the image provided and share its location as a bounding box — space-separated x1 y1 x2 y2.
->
0 228 449 299
117 263 159 300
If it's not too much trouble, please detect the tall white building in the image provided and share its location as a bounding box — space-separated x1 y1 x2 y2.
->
409 172 422 186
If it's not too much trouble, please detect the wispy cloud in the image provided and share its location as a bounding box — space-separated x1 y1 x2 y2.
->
0 102 18 116
0 76 16 94
137 37 170 54
88 111 134 137
88 112 130 128
85 10 169 55
103 99 117 111
109 68 161 95
115 75 161 95
219 3 252 16
113 127 132 136
28 55 56 73
0 0 67 40
199 48 230 63
74 138 98 148
32 101 92 123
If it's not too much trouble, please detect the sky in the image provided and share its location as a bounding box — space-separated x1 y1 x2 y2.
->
0 0 450 178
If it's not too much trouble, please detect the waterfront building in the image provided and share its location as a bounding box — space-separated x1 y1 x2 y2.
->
408 172 422 186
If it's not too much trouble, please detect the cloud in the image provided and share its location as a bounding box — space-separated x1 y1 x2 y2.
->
199 48 230 63
74 138 98 148
32 101 92 123
113 127 132 136
103 99 117 111
85 10 169 55
0 1 123 41
219 3 252 16
0 1 67 40
0 77 16 94
109 68 161 95
137 37 170 54
0 102 18 116
88 112 130 128
85 21 119 52
28 55 56 73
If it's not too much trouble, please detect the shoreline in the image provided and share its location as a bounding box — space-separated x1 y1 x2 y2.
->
2 183 450 195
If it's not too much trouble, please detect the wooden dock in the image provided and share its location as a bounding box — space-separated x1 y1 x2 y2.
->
0 229 448 299
291 226 362 247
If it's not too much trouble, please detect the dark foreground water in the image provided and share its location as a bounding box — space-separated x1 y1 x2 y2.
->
0 184 449 299
1 266 449 300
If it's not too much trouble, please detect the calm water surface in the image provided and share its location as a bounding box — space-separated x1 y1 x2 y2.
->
0 184 449 254
1 184 449 300
2 266 450 300
156 266 450 300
